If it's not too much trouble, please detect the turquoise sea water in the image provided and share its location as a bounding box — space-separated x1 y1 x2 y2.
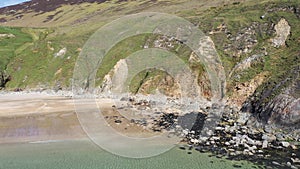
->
0 139 261 169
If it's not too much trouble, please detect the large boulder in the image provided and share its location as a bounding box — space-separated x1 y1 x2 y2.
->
271 18 291 47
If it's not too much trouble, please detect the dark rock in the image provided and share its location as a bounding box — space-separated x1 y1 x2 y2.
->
242 66 300 128
233 164 242 168
0 71 11 88
114 120 122 124
179 146 186 150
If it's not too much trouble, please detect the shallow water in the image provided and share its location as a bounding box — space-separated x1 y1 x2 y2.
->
0 139 261 169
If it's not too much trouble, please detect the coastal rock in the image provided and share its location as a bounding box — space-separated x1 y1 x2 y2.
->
262 140 268 149
281 141 290 148
237 112 251 125
225 142 230 146
291 158 300 164
242 66 300 128
262 134 276 142
190 139 199 144
291 145 298 150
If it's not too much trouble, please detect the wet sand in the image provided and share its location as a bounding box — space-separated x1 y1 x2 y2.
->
0 93 156 144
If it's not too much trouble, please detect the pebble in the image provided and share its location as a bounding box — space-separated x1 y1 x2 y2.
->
225 142 230 146
258 150 264 153
215 126 224 131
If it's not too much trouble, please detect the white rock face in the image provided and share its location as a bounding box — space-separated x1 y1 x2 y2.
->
101 59 128 93
271 18 291 47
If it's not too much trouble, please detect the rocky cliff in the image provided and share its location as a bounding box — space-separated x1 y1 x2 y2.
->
242 66 300 127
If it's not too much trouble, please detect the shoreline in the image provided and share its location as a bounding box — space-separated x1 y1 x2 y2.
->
0 90 299 168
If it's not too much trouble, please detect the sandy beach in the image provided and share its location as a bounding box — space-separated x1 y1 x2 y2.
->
0 92 158 144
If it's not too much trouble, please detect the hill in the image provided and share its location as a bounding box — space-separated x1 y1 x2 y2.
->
0 0 299 126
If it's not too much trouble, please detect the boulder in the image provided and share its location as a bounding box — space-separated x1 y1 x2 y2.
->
262 134 276 142
262 140 268 149
271 18 291 47
281 141 290 148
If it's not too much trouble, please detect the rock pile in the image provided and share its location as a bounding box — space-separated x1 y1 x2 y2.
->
180 105 300 168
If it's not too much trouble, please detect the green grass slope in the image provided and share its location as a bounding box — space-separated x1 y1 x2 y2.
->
0 0 298 96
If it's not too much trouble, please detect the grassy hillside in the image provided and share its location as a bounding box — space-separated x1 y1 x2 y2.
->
0 0 299 96
0 27 32 72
